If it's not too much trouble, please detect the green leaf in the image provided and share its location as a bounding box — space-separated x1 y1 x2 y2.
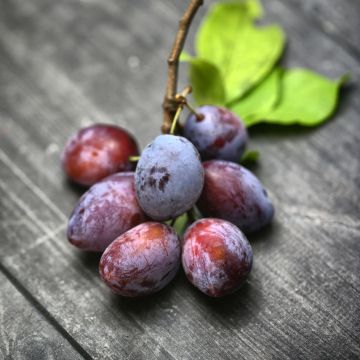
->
240 150 260 164
241 0 264 18
230 67 281 126
172 213 189 236
188 58 226 106
180 51 193 62
196 0 285 101
249 69 347 126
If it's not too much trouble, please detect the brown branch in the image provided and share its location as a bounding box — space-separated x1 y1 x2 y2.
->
162 0 203 134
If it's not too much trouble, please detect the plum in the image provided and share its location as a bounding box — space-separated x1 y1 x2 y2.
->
135 135 204 221
197 160 274 233
182 218 253 297
99 222 180 297
67 172 147 252
183 105 247 161
62 124 139 186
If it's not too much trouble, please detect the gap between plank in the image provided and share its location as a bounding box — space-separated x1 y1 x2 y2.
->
0 262 93 360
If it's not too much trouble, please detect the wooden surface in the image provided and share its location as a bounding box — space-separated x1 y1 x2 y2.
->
0 0 359 359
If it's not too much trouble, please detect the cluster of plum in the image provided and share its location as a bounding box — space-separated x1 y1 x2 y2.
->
62 105 274 297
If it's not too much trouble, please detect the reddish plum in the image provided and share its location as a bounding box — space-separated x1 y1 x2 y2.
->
67 172 147 252
62 124 139 186
99 222 180 297
183 105 248 161
182 218 253 297
197 160 274 233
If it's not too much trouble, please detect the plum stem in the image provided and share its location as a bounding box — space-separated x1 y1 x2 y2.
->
169 86 193 135
169 106 183 135
185 102 204 121
162 0 203 134
129 155 140 162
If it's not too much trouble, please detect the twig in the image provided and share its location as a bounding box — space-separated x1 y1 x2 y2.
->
162 0 203 134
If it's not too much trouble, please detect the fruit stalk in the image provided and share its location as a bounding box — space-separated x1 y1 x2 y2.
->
162 0 203 134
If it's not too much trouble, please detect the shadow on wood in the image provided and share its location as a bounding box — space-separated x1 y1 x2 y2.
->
109 270 183 314
76 251 102 272
63 178 87 198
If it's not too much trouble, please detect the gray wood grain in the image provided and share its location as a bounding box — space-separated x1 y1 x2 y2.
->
0 0 359 359
283 0 360 58
0 270 84 360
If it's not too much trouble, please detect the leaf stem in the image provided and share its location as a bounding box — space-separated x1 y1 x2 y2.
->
162 0 203 134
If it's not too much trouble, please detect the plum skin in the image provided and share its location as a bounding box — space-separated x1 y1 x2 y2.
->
62 124 139 186
99 222 180 297
67 172 147 252
135 134 204 221
183 105 248 162
197 160 274 233
182 218 253 297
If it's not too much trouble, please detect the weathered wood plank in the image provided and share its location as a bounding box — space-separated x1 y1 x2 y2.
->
0 159 174 359
0 270 85 359
0 0 359 359
283 0 360 58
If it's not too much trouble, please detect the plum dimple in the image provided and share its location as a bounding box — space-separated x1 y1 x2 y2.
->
197 160 274 233
61 124 139 186
99 222 181 297
183 105 248 161
67 172 147 252
135 135 204 221
182 218 253 297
